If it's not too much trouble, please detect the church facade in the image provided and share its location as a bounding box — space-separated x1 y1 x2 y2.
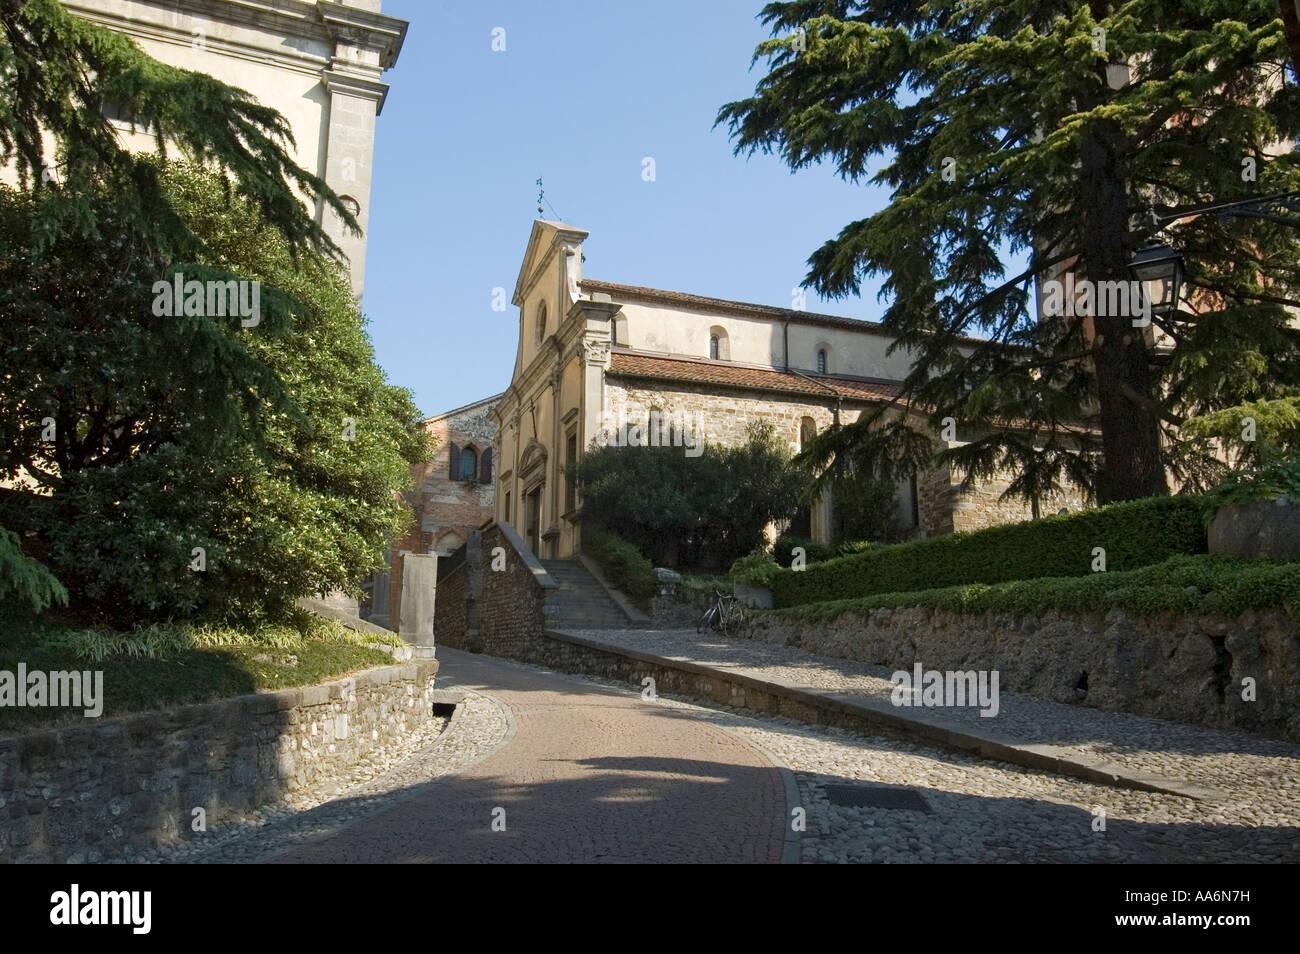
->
63 0 407 296
493 220 1086 562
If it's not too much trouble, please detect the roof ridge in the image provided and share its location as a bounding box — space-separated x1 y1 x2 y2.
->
583 278 882 330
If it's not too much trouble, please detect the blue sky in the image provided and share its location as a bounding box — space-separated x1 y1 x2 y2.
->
364 0 892 417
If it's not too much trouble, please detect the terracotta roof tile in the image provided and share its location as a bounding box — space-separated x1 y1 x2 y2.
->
606 351 903 405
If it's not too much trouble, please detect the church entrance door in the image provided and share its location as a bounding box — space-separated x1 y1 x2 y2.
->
526 487 542 556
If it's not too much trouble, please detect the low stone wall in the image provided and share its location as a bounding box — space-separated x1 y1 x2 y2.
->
0 659 440 863
739 605 1300 742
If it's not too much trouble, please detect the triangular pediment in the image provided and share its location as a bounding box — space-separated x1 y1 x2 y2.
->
512 219 588 307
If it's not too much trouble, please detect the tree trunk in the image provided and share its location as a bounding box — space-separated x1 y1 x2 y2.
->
1079 120 1170 503
1282 1 1300 77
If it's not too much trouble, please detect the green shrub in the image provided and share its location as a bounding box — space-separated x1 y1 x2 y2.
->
1201 452 1300 519
576 421 807 571
0 164 430 625
834 539 880 557
0 527 66 613
765 495 1207 607
728 550 780 585
772 536 834 567
582 530 658 606
779 554 1300 622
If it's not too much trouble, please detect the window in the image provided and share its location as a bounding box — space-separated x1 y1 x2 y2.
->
817 349 827 374
458 446 478 481
800 417 817 451
504 491 511 522
535 302 548 343
708 325 730 360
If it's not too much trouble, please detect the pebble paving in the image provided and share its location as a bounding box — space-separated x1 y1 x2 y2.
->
562 627 1300 863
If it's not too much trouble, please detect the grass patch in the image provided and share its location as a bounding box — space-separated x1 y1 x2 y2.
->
0 607 400 734
772 555 1300 624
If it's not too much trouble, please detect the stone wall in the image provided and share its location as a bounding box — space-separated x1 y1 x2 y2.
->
917 458 1090 538
604 378 841 451
433 522 553 659
434 563 470 648
739 605 1300 742
0 659 439 863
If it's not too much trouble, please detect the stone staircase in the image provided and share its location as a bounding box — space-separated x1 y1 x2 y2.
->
540 559 637 629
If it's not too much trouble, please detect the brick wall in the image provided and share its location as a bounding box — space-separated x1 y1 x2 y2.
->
381 397 499 625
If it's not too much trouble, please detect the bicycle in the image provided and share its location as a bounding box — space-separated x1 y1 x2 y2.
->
697 589 743 636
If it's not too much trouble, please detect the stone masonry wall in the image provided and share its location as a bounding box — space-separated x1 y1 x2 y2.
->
917 459 1091 538
433 523 551 659
0 659 440 863
740 605 1300 742
434 563 469 649
604 378 839 454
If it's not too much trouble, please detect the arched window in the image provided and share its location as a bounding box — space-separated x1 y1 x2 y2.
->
816 348 828 374
535 302 548 344
800 417 817 451
708 325 730 360
458 446 477 481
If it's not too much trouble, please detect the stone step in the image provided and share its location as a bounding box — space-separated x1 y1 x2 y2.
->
539 559 636 628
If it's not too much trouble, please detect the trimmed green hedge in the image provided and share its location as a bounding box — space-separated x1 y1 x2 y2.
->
763 496 1207 608
776 555 1300 622
582 529 658 607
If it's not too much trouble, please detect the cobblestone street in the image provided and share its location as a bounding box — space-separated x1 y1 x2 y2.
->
165 643 1300 864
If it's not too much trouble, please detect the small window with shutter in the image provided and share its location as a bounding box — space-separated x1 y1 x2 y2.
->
459 446 478 481
479 447 493 483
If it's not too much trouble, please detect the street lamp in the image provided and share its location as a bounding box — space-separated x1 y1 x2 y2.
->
1127 243 1183 318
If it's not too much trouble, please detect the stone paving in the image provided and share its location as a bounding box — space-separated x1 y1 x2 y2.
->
259 649 787 863
155 635 1299 864
560 627 1300 863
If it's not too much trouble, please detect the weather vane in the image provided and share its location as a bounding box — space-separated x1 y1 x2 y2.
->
536 177 544 217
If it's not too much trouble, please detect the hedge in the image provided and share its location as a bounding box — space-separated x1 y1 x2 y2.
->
582 529 658 607
772 536 835 566
761 496 1207 608
776 555 1300 622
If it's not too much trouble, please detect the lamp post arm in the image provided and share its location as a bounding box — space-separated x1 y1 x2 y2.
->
1145 189 1300 231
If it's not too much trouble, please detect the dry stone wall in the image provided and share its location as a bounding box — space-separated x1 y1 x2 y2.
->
0 659 440 863
740 605 1300 742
